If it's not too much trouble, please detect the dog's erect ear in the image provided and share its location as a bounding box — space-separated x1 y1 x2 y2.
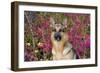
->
50 17 55 27
63 18 67 28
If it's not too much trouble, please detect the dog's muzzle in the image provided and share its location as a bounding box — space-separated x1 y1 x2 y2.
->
54 32 62 41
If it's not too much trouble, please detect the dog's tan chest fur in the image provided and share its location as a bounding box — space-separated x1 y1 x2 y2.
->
52 41 64 52
52 43 75 60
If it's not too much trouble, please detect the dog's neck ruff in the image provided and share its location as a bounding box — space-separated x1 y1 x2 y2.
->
52 43 72 55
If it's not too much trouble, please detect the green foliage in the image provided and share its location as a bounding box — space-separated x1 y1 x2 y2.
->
25 34 33 46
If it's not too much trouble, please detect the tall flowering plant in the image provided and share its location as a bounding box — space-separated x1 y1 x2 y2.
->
65 13 90 58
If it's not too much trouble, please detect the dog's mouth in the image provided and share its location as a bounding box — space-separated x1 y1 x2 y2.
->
54 32 62 41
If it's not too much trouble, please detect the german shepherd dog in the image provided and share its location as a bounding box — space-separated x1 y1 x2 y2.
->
50 17 76 60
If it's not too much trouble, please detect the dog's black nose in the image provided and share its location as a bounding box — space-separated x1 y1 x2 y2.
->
54 32 62 41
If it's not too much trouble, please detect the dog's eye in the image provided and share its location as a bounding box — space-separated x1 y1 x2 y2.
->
59 29 64 32
59 28 67 32
59 29 63 32
52 29 56 32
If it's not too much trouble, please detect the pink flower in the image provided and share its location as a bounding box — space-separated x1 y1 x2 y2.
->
85 35 90 48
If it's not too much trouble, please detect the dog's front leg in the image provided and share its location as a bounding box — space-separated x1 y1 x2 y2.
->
52 48 56 60
52 49 63 60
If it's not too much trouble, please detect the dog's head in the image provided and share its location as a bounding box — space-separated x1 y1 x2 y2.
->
50 17 68 42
